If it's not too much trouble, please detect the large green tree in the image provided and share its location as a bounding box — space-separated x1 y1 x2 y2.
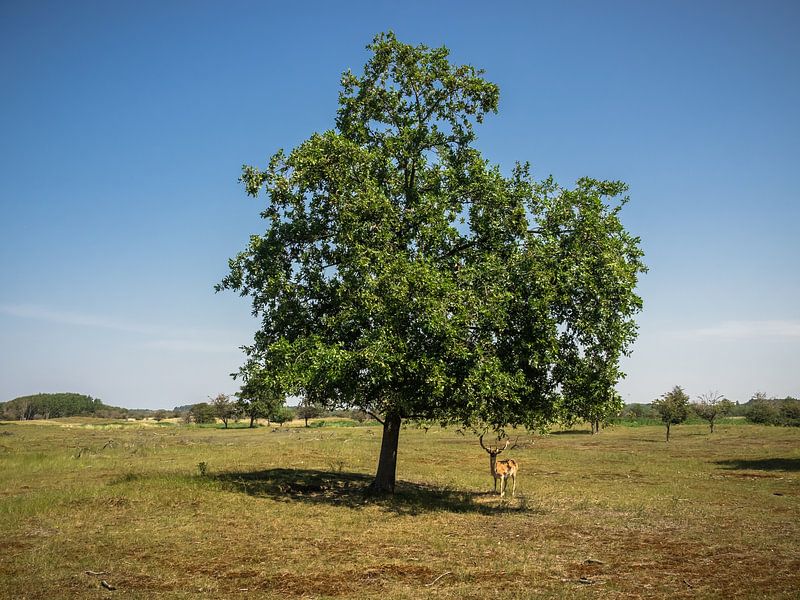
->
218 32 645 493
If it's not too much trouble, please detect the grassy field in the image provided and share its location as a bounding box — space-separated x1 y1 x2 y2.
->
1 418 798 599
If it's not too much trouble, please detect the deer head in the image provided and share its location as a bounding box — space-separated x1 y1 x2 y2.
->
479 434 517 456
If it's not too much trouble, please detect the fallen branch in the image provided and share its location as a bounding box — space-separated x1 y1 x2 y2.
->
100 580 116 591
425 571 453 587
85 570 108 576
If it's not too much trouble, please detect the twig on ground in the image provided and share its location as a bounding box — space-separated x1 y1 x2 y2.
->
85 570 108 576
100 580 116 591
425 571 453 587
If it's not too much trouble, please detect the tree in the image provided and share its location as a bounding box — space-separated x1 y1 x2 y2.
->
189 402 216 425
779 397 800 427
270 406 293 428
1 393 103 420
236 364 285 428
217 32 646 493
652 386 690 441
692 390 732 433
296 398 323 427
236 396 271 428
211 393 236 428
153 409 168 422
746 392 780 425
556 391 620 434
624 403 652 420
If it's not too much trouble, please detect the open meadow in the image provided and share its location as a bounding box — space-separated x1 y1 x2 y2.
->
1 418 798 599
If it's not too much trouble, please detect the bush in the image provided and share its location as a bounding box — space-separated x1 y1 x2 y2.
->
746 400 781 425
189 403 216 424
779 399 800 427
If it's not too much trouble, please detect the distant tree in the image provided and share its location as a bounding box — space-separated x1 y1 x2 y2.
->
625 403 652 419
189 402 216 425
652 386 690 442
351 409 369 423
211 393 236 428
1 400 28 420
271 406 293 428
779 397 800 427
296 398 323 427
236 363 285 428
236 397 269 428
560 386 623 434
153 410 168 422
746 392 780 425
692 390 733 433
2 393 103 420
587 399 620 434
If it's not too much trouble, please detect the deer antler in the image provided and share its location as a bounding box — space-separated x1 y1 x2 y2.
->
481 434 520 455
495 439 511 455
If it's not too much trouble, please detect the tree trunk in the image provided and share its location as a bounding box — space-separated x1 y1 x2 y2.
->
369 413 402 494
665 423 670 442
249 415 256 428
710 420 715 434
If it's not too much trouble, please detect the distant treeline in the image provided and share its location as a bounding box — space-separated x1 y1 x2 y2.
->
621 395 800 427
0 393 167 421
1 393 106 420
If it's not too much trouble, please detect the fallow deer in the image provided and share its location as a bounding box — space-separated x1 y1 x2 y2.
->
479 434 519 497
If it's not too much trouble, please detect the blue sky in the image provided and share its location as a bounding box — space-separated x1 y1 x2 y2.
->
1 0 798 409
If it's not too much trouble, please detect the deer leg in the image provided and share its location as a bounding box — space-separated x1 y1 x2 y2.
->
500 476 506 497
511 474 516 497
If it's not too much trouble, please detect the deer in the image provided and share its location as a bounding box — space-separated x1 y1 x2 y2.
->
479 434 519 498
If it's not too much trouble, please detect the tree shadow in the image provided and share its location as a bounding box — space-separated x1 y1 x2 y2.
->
213 468 537 515
549 430 592 436
715 458 800 472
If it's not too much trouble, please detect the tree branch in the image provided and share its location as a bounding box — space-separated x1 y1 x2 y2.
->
366 410 385 425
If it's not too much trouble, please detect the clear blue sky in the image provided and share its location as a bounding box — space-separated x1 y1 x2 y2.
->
1 0 798 409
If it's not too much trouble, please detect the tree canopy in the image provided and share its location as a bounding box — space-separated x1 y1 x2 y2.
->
652 386 690 441
1 393 104 420
218 32 646 492
692 390 732 433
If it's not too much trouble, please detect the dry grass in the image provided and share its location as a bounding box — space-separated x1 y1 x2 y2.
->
0 418 798 598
